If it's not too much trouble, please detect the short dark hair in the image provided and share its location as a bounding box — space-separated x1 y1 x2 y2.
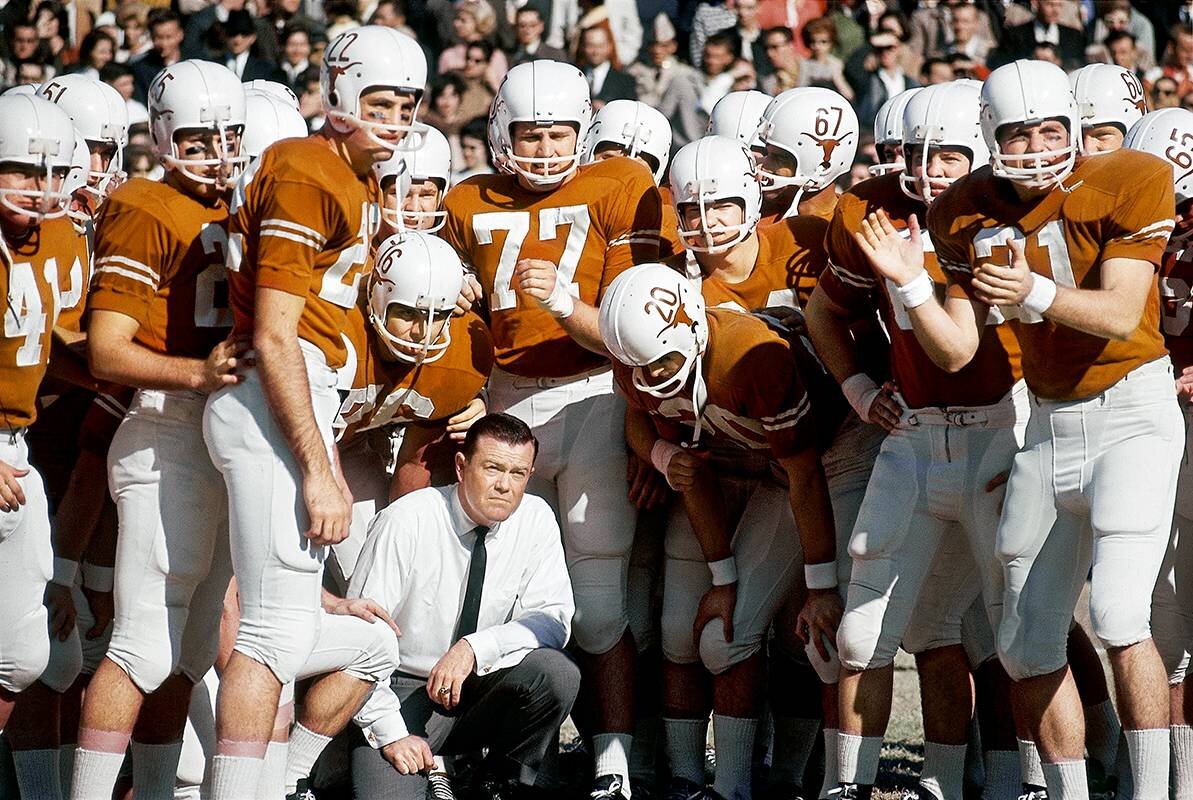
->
465 39 494 61
462 413 539 460
460 115 489 142
147 7 182 33
515 6 542 23
99 62 133 84
1104 29 1136 49
704 30 740 58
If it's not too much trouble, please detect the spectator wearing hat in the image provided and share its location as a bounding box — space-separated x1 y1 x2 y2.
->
218 10 288 81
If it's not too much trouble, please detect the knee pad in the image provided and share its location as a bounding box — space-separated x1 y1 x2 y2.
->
106 632 175 693
995 636 1067 682
697 621 761 676
1089 592 1152 651
836 589 899 672
235 611 321 684
0 625 50 694
660 603 699 666
902 613 964 658
569 561 630 655
40 629 83 693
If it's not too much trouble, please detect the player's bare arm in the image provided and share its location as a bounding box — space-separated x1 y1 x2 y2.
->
88 309 250 392
514 257 607 355
254 286 351 545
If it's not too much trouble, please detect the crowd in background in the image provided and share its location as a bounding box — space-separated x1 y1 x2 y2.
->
0 0 1189 187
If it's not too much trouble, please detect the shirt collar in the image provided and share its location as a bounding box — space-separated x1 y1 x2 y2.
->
450 483 501 539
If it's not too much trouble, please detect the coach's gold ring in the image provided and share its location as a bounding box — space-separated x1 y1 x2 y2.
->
437 687 449 696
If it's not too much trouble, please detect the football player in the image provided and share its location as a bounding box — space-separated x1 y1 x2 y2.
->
241 86 308 163
707 89 771 164
599 262 841 800
440 59 667 800
202 25 427 798
755 87 858 224
1130 107 1193 798
868 88 921 177
375 124 452 236
1069 63 1148 156
0 92 87 800
860 60 1179 800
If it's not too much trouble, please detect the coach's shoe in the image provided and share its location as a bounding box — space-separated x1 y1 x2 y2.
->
591 774 630 800
763 782 806 800
1017 791 1048 800
828 783 873 800
428 770 457 800
286 779 316 800
664 778 706 800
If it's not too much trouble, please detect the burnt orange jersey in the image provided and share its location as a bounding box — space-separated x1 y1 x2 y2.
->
1159 233 1193 371
930 151 1175 401
700 215 830 313
658 185 685 261
89 178 230 358
819 173 1022 408
336 305 494 442
227 136 381 370
615 308 842 471
56 225 90 334
1 217 82 429
441 157 663 378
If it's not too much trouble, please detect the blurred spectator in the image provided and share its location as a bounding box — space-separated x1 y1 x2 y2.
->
1089 0 1156 72
1147 24 1193 101
991 0 1085 71
1152 75 1181 109
796 16 853 99
220 10 288 81
70 29 116 79
946 3 993 65
124 143 161 180
1032 40 1062 67
421 73 467 165
753 0 825 57
1000 0 1082 29
845 10 918 99
438 0 508 90
947 50 986 80
845 155 874 188
3 22 45 85
253 0 320 66
368 0 415 38
454 40 498 120
827 0 865 63
689 0 735 68
183 0 246 60
297 65 324 128
573 0 641 72
920 56 952 84
279 23 311 87
510 6 566 65
1105 30 1147 83
578 23 635 107
323 0 361 39
101 62 150 126
908 0 994 62
855 30 918 129
760 25 798 94
117 4 152 62
32 1 69 71
1184 91 1193 112
453 115 494 184
131 9 196 104
736 0 766 73
628 13 702 125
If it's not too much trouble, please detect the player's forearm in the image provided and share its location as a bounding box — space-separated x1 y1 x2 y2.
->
1043 286 1143 341
680 466 733 564
556 301 608 355
908 294 982 373
781 449 836 568
255 331 335 479
88 335 207 391
624 407 658 464
806 287 864 384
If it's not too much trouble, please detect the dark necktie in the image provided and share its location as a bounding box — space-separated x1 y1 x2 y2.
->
454 525 489 641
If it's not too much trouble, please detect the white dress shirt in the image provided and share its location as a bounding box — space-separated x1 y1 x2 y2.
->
350 484 574 746
589 61 611 97
1033 21 1060 45
226 50 249 79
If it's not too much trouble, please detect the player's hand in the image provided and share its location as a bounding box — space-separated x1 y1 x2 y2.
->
758 305 808 337
514 258 560 303
302 468 352 545
1176 366 1193 400
81 586 113 639
45 582 77 641
868 381 903 432
854 210 926 287
627 454 671 510
665 448 710 492
985 469 1010 514
446 397 486 443
324 594 402 637
427 639 475 710
381 735 434 775
455 273 482 317
694 581 736 644
0 458 28 512
198 335 254 393
972 239 1032 306
796 589 843 661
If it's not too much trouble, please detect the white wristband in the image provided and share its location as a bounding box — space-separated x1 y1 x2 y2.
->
1021 273 1057 316
840 373 881 423
708 556 738 586
81 562 114 592
541 275 575 319
894 269 934 309
650 439 683 489
804 561 838 590
52 557 78 587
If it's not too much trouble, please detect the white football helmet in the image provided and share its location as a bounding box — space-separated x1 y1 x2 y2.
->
372 149 413 232
395 124 451 231
149 60 247 186
245 78 299 109
980 59 1080 189
63 132 91 226
1069 63 1147 144
707 90 772 155
870 87 922 176
368 231 464 363
900 80 989 204
0 94 76 221
489 60 593 187
37 75 129 199
599 262 708 411
668 135 761 254
582 99 672 185
755 86 858 216
242 90 308 162
321 25 428 152
1 84 40 96
1124 108 1193 205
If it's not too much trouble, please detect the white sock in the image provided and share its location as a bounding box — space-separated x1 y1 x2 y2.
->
71 747 126 800
1041 760 1088 800
594 732 633 796
211 753 265 800
1017 738 1045 789
664 717 708 786
284 724 333 794
131 740 184 799
838 732 882 786
711 715 757 800
13 748 61 800
1084 699 1121 776
255 740 288 798
982 750 1022 800
919 741 967 800
1173 724 1193 800
770 716 820 787
59 744 76 798
1124 728 1169 800
819 728 840 799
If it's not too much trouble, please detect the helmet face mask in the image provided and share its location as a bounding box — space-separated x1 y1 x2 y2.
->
670 135 762 254
367 232 464 364
149 61 248 190
0 95 78 226
503 120 582 186
38 75 130 203
899 81 988 204
382 124 450 231
582 99 672 184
